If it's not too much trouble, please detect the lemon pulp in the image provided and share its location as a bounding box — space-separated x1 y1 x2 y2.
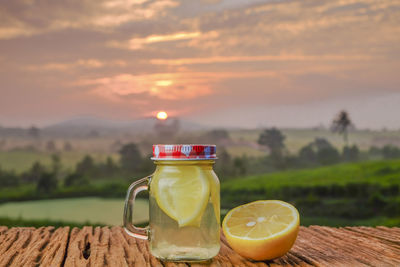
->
152 163 211 227
223 200 300 261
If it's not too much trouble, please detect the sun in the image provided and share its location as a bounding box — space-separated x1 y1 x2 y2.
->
156 111 168 120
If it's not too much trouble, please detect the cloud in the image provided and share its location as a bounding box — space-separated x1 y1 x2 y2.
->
0 27 36 40
102 0 150 9
76 72 214 101
0 0 400 128
108 31 204 50
181 0 400 58
24 59 127 71
150 54 371 65
0 0 179 39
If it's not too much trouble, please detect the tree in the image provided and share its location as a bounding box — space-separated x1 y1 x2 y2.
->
203 129 230 143
0 168 19 187
233 156 248 176
76 155 95 175
214 147 233 179
119 143 142 171
368 146 381 158
63 141 73 151
298 138 340 165
22 162 46 183
342 145 360 162
382 145 400 159
317 146 340 165
105 157 118 173
298 144 317 164
46 140 57 152
258 128 286 157
64 173 89 187
138 153 155 174
51 154 62 175
314 138 333 150
37 172 58 193
331 110 353 146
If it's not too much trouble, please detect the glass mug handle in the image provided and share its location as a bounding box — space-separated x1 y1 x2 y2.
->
123 175 151 240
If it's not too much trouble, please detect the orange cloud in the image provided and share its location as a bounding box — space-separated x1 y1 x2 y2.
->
77 72 214 101
150 54 371 65
0 0 179 39
109 31 204 50
1 0 400 128
25 59 127 72
102 0 149 9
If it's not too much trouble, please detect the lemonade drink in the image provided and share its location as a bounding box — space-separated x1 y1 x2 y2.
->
124 145 220 262
149 160 220 261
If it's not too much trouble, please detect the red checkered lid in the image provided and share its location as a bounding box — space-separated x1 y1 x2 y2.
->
152 144 217 160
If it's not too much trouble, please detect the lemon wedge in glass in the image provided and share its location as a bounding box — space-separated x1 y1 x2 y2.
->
153 166 210 227
222 200 300 261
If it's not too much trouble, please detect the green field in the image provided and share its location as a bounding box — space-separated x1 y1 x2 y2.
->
229 128 400 153
0 160 399 227
222 159 400 191
0 150 118 173
1 128 399 172
221 159 400 227
0 197 148 225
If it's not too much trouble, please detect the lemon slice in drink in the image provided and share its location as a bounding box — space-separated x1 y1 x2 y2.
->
222 200 299 261
153 166 210 227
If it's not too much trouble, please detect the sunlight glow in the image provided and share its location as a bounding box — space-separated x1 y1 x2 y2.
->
156 111 168 120
146 32 201 43
127 32 201 49
155 80 172 86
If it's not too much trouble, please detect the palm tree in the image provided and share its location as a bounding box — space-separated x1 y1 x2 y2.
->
331 110 353 146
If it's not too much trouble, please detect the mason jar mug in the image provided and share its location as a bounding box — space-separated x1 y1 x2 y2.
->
123 144 220 262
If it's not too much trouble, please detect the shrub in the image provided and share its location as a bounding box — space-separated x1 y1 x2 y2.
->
342 145 360 162
64 173 90 187
368 192 387 209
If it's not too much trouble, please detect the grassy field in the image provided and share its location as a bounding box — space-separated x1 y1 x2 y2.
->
220 159 400 227
1 128 399 172
0 159 399 227
0 150 118 173
222 159 400 191
229 128 400 154
0 197 148 225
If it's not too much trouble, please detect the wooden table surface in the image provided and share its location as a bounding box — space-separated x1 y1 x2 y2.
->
0 226 399 267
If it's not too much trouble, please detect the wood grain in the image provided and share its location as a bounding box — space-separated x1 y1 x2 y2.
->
0 226 69 267
0 226 399 266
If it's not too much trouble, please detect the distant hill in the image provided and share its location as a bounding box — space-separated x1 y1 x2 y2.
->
0 126 27 137
42 116 209 137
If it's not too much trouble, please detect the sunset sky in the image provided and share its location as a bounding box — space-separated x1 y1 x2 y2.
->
0 0 399 129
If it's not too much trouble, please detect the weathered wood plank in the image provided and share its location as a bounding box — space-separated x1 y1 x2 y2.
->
64 226 164 267
1 226 399 266
0 226 69 267
58 226 400 267
0 226 7 234
344 226 400 245
304 226 400 267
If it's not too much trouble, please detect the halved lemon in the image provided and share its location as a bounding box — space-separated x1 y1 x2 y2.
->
153 166 210 227
222 200 300 261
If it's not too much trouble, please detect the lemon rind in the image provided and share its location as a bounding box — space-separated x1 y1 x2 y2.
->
223 200 300 241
